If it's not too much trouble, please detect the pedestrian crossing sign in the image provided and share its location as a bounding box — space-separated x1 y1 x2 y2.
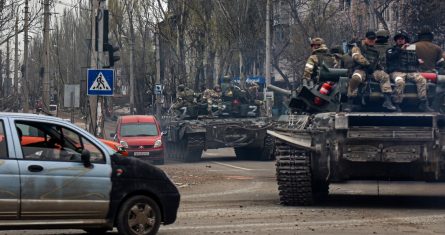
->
87 69 114 96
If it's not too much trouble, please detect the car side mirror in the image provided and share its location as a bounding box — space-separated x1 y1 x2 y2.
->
81 149 93 168
161 131 168 136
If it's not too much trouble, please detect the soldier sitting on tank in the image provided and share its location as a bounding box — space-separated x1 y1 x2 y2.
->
172 84 198 112
202 85 223 116
374 29 392 71
222 83 248 102
386 31 433 112
330 45 345 69
346 31 396 112
246 82 263 106
303 37 337 87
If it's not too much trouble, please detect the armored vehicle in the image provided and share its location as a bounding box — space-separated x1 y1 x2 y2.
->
267 67 445 206
164 82 274 162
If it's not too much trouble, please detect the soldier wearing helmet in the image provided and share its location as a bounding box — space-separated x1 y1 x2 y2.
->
346 30 396 111
302 37 336 86
414 26 445 72
172 84 197 110
374 29 391 70
386 30 432 112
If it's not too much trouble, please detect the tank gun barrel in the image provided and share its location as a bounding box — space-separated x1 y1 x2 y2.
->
319 64 348 82
267 84 292 96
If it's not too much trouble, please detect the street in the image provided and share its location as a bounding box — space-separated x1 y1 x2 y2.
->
3 147 445 235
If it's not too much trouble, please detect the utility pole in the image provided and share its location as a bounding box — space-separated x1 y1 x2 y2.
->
265 0 272 117
23 0 30 113
88 0 106 137
42 0 51 112
88 0 98 134
96 0 106 137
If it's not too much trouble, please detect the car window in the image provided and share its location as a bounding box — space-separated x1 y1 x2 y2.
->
0 121 8 159
120 123 159 137
16 121 105 163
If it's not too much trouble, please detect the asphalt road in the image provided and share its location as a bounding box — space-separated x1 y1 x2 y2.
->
5 148 445 235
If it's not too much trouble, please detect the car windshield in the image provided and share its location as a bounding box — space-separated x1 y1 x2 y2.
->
121 123 158 137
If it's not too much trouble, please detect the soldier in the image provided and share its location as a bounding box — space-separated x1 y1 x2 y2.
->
386 31 433 112
374 29 391 71
340 40 357 77
302 37 336 86
172 84 197 110
330 45 344 68
414 26 445 72
246 82 263 105
346 31 396 111
202 85 222 116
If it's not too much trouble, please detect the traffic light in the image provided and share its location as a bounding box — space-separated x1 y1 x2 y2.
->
104 43 120 68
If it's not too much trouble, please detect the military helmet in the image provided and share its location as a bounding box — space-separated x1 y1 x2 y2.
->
393 31 410 43
376 29 390 38
213 84 221 91
310 37 325 46
178 84 185 91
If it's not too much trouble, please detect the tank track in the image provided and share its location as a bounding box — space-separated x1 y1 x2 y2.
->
183 134 205 162
275 141 314 206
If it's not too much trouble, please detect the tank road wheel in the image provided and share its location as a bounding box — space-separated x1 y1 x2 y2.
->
183 134 205 162
275 141 328 206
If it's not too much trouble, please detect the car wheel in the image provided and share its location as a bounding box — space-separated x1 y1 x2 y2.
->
117 195 161 235
83 228 109 234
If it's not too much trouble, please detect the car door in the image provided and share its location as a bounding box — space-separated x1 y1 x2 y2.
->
0 118 20 219
14 119 112 220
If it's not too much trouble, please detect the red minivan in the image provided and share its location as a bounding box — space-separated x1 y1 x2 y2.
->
111 115 164 164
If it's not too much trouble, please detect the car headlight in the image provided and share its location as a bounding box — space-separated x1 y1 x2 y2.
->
120 140 128 148
154 139 162 148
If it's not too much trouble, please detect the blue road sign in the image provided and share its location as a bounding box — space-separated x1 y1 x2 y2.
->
87 69 114 96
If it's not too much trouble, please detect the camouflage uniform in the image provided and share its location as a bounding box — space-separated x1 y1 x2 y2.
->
172 85 197 110
246 83 262 105
386 31 431 111
303 38 336 85
202 86 222 114
348 41 392 97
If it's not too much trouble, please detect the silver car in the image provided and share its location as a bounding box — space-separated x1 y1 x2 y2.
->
0 112 180 235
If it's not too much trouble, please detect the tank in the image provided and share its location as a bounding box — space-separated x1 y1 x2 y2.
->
267 66 445 206
164 81 274 162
